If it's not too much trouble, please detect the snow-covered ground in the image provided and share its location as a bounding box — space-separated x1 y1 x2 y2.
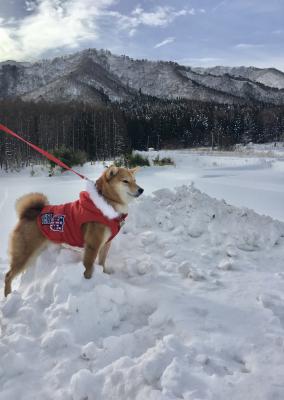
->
1 148 284 399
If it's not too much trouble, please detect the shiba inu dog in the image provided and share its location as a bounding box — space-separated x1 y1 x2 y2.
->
4 165 143 297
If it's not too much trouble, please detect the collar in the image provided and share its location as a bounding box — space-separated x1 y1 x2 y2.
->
117 213 128 222
86 180 120 220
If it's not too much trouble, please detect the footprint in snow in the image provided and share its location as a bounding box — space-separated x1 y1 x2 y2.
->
140 231 157 246
258 294 284 328
164 249 176 259
217 259 234 271
275 272 284 280
178 262 206 281
195 353 234 377
196 353 250 377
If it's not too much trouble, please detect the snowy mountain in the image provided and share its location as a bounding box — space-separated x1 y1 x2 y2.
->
192 66 284 89
1 48 284 105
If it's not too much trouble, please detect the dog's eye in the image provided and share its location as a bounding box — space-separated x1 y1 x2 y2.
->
122 180 129 184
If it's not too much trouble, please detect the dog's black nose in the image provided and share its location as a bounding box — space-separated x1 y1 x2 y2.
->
138 187 144 195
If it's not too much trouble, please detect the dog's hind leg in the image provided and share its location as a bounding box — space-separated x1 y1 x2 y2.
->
5 250 36 297
4 220 46 297
4 268 21 298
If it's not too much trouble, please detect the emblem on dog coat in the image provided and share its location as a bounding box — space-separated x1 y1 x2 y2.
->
38 188 127 247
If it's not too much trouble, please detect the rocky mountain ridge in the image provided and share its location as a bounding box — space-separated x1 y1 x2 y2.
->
1 48 284 105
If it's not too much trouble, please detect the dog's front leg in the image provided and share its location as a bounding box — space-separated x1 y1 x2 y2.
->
98 241 111 272
82 222 109 279
83 244 99 279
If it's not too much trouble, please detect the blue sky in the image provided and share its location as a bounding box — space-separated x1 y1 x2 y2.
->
0 0 283 70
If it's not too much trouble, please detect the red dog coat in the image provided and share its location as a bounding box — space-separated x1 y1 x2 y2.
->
37 190 127 247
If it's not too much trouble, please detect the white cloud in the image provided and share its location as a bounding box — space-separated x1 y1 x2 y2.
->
154 37 175 49
25 1 38 12
0 0 115 61
107 5 196 36
212 1 228 13
131 6 194 27
177 57 224 67
235 43 264 49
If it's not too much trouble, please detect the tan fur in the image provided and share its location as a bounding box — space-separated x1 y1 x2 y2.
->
16 193 49 219
4 218 47 297
4 166 143 297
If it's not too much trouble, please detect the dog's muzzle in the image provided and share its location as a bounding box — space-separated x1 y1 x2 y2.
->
128 187 144 198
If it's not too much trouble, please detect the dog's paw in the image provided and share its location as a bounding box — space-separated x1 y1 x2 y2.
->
84 270 93 279
102 268 111 275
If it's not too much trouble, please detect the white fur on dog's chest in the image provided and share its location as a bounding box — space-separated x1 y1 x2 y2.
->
86 180 121 219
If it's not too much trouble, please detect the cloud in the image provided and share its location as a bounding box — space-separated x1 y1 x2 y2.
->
131 6 194 27
212 1 228 12
0 0 115 61
154 37 175 49
0 2 198 61
25 1 38 12
107 5 196 36
178 57 224 67
235 43 264 49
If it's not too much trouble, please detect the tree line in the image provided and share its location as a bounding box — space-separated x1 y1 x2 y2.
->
0 97 284 171
0 100 127 171
120 96 284 150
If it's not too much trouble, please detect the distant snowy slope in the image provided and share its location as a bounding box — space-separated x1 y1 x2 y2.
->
193 66 284 89
180 67 284 104
1 186 284 399
103 52 240 104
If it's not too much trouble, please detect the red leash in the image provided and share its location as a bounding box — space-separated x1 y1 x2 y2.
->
0 123 88 180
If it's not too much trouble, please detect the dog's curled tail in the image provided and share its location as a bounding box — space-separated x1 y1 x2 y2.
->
16 193 49 220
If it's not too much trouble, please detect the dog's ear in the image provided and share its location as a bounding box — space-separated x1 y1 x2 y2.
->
129 166 140 175
105 165 119 181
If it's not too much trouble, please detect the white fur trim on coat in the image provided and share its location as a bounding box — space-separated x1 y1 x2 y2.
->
86 180 119 219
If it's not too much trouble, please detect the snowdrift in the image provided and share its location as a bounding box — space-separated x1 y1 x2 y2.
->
1 185 284 400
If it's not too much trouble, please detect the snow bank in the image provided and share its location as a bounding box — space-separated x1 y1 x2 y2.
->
1 185 284 400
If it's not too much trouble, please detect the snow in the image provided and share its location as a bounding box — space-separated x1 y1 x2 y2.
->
137 147 284 222
1 149 284 399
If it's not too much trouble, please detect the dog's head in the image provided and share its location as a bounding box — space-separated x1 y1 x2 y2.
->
96 165 144 206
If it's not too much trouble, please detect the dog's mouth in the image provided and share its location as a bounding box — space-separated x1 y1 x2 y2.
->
127 187 144 198
127 192 140 198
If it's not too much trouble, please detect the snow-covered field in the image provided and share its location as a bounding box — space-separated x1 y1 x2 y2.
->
1 148 284 399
